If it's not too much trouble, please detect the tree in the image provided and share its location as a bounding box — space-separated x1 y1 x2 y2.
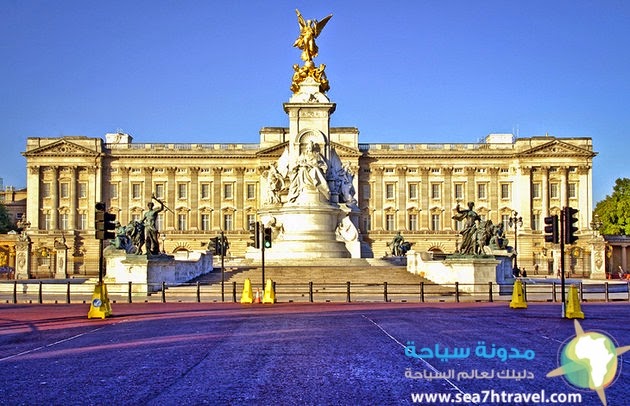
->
0 204 13 234
594 178 630 235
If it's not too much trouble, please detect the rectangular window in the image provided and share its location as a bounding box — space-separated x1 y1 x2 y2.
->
178 183 187 199
408 184 418 200
79 213 87 230
154 183 165 200
431 183 441 200
500 183 510 200
550 183 559 199
59 213 68 230
477 183 487 200
177 214 187 231
201 214 211 231
110 184 118 199
385 214 395 231
132 183 142 199
60 183 69 199
568 183 577 199
44 213 51 230
454 183 464 200
78 182 88 199
247 184 256 200
531 213 540 231
247 214 256 228
431 214 440 231
408 214 418 231
201 183 210 200
532 183 541 199
224 184 233 200
385 183 395 199
223 214 233 231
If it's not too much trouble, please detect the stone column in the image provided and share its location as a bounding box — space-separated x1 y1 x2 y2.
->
189 167 200 231
519 166 532 231
489 167 499 224
396 166 407 230
373 167 384 230
420 167 429 231
443 167 453 230
50 166 59 230
559 166 568 208
69 166 77 230
27 166 41 230
541 166 549 217
212 167 223 230
120 167 131 224
235 167 246 230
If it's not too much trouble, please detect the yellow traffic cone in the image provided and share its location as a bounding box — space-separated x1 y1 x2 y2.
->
565 285 585 319
262 279 275 304
509 279 527 309
240 278 253 304
87 282 112 319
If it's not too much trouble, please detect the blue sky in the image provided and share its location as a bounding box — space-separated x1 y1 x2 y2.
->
2 0 629 204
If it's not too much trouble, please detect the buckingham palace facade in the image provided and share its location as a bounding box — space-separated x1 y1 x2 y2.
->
21 130 596 278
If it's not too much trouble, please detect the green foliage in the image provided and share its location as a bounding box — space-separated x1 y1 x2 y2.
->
0 204 13 234
594 178 630 235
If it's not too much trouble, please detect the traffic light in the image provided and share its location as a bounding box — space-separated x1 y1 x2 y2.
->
564 206 579 245
543 215 559 244
263 227 272 249
95 202 116 240
249 222 260 249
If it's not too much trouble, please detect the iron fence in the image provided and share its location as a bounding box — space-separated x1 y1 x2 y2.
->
1 279 629 305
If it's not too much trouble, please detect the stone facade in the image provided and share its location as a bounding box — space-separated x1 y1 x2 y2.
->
20 127 596 278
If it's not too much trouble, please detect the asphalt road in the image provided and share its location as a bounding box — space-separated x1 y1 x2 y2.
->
0 302 628 405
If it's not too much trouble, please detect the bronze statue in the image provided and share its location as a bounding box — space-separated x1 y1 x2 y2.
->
143 195 164 255
293 9 332 63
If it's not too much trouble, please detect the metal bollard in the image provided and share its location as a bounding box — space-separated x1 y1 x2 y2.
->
128 281 133 303
66 282 71 304
196 281 201 303
309 281 314 303
455 282 460 303
383 282 388 303
488 281 493 302
420 281 425 303
161 281 166 303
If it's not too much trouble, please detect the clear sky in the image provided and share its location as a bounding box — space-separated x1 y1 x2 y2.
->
2 0 629 204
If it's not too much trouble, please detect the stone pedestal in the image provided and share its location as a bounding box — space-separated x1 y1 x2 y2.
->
259 198 352 259
104 247 213 294
15 240 31 279
407 250 501 293
54 241 68 279
590 237 607 279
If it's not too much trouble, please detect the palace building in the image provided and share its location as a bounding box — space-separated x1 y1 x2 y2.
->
20 130 596 278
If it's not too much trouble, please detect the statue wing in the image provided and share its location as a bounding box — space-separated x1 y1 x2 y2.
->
315 14 333 37
296 9 306 28
277 147 290 178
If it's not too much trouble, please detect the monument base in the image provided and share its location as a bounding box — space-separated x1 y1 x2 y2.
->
256 198 353 260
104 247 213 295
407 249 502 293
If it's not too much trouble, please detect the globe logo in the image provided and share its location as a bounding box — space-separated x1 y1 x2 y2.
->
547 320 630 406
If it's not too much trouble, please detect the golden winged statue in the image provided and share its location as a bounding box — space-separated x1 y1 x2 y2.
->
293 9 332 63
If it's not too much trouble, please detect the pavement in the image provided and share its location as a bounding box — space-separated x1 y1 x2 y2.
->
0 302 629 405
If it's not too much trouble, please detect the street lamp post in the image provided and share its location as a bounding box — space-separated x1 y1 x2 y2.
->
509 211 523 274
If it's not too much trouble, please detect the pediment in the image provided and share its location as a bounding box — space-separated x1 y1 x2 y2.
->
519 140 595 158
23 139 99 158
